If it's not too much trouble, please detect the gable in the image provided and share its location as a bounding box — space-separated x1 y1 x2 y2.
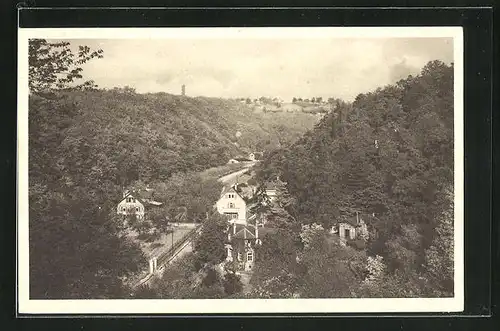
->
220 186 246 202
233 227 256 240
118 193 145 207
339 222 356 229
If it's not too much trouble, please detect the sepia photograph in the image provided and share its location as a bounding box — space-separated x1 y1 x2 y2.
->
17 27 464 314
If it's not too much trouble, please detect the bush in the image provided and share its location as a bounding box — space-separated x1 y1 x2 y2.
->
247 178 258 186
223 272 243 295
150 242 163 250
202 267 219 287
347 239 366 250
133 285 159 299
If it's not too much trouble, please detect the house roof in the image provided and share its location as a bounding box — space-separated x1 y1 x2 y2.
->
220 185 245 200
231 223 258 240
340 217 359 227
146 200 163 206
122 189 163 206
120 191 146 205
234 157 252 162
339 214 377 227
233 227 256 240
247 214 257 222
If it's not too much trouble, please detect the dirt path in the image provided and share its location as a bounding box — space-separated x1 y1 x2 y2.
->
218 165 254 185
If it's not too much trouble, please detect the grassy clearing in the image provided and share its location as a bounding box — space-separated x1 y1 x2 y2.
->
199 163 248 181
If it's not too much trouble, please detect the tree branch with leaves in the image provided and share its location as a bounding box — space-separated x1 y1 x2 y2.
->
29 39 104 94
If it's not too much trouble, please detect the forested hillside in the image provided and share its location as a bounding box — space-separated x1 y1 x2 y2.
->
28 87 318 298
27 38 455 301
252 60 454 297
31 90 318 184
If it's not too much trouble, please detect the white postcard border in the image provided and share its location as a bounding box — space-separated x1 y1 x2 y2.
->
17 26 464 314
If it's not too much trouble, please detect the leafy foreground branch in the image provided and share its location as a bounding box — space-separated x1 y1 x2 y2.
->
29 39 103 93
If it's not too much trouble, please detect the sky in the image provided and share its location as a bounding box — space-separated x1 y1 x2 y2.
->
67 37 453 102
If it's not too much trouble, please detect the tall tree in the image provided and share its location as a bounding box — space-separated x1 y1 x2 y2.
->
424 186 454 296
265 179 299 232
249 229 303 298
29 39 103 93
192 213 227 268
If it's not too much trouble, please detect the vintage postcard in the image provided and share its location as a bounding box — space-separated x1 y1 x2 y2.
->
18 26 464 314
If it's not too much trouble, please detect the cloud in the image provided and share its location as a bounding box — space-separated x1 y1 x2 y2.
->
66 37 454 101
388 58 421 82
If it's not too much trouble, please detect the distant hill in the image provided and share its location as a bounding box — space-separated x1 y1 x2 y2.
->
29 89 320 188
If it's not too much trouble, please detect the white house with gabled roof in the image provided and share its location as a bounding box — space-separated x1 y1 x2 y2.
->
117 191 145 220
216 185 247 222
117 189 163 221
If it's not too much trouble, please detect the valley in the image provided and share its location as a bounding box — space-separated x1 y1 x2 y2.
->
27 37 456 302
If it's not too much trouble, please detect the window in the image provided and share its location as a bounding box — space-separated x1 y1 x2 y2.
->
228 202 235 208
136 207 139 212
237 252 242 261
225 212 238 219
247 251 253 262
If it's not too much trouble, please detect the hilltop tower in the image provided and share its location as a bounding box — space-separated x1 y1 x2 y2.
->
181 84 186 96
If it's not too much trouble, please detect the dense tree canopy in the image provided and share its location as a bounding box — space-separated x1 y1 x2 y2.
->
28 39 455 300
253 60 455 297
